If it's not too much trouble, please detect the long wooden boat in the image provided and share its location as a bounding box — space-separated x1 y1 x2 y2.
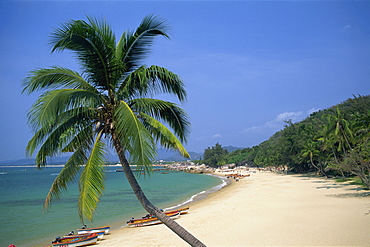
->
64 230 105 240
77 225 110 234
165 206 190 215
51 233 98 247
127 207 189 224
128 212 180 227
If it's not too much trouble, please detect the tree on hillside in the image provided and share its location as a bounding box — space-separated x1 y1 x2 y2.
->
226 148 251 165
203 143 228 167
22 15 205 246
226 96 370 183
333 106 370 185
353 110 370 140
341 138 370 189
323 106 354 154
301 140 326 176
278 120 307 172
321 106 355 178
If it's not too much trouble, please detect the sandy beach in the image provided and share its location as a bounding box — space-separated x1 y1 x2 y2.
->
97 171 370 246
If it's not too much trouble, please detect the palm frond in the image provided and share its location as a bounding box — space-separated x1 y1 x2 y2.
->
26 107 92 152
116 14 169 73
31 120 93 167
118 65 187 102
141 113 190 159
28 89 101 131
78 132 106 222
114 100 156 170
50 17 118 91
26 89 98 167
61 124 95 153
145 65 187 102
131 98 190 143
43 148 87 210
22 66 95 94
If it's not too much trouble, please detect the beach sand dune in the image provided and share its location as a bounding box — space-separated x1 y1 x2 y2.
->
97 171 370 246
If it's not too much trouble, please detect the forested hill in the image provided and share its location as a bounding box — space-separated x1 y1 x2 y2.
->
225 95 370 188
265 94 370 153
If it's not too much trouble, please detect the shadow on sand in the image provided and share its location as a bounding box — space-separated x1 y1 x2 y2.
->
291 173 370 198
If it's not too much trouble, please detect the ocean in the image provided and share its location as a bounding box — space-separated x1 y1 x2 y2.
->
0 166 226 247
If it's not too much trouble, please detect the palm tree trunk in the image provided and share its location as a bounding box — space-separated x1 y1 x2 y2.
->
309 156 320 176
112 132 206 247
340 126 352 150
319 161 327 178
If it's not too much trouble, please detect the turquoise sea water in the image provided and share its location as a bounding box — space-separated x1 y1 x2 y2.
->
0 166 225 247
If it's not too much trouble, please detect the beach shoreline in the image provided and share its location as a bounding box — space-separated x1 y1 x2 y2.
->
1 167 224 247
96 170 370 246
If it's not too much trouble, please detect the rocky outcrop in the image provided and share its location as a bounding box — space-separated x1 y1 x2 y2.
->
168 162 214 174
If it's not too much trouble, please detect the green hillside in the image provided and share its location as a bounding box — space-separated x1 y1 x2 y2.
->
227 95 370 188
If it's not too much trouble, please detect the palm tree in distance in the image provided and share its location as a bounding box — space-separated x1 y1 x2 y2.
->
324 106 354 154
23 15 205 246
301 141 323 175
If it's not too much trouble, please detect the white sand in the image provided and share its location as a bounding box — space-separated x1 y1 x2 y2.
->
97 171 370 246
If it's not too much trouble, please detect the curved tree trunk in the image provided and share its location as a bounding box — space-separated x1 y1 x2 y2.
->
112 134 206 247
339 126 352 150
309 155 320 175
318 162 327 178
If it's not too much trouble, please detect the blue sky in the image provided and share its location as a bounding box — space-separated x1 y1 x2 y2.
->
0 1 369 161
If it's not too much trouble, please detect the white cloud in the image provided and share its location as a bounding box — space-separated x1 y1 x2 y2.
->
260 111 303 129
243 108 318 133
212 134 222 138
244 126 263 132
308 107 321 115
275 111 303 122
343 24 353 31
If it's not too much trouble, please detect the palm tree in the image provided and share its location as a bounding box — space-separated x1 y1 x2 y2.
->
22 15 205 246
301 141 323 175
324 106 354 154
321 106 355 179
353 110 370 140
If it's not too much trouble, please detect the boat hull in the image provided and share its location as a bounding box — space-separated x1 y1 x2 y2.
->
77 226 110 234
64 230 105 240
165 206 190 215
128 212 180 227
52 233 98 247
128 207 189 224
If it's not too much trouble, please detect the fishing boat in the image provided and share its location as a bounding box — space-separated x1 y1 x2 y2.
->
77 225 110 234
128 212 180 227
64 230 105 240
165 206 190 215
127 206 189 224
51 233 98 247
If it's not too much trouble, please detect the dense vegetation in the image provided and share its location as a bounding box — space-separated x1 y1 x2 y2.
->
202 143 229 167
202 95 370 189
